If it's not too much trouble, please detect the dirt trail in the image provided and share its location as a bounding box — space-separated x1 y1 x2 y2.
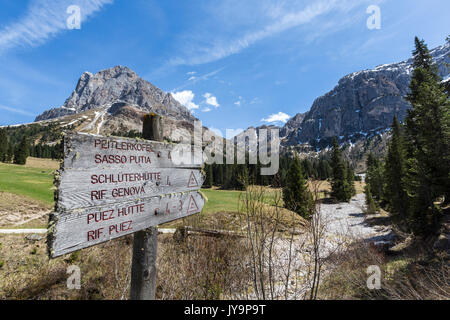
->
0 192 50 228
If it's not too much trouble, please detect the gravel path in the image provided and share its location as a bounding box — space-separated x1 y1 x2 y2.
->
0 229 47 234
321 193 393 248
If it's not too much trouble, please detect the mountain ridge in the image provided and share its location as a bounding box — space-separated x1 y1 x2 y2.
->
35 65 196 123
280 41 449 148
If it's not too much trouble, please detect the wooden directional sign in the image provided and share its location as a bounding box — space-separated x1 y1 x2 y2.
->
57 168 203 210
50 192 204 257
60 133 202 171
48 132 205 258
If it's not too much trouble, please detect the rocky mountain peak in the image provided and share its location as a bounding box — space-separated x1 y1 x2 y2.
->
281 41 450 149
35 66 196 122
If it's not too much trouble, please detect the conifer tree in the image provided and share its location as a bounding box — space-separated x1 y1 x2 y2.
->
364 184 377 214
404 37 450 234
0 128 7 162
365 153 383 202
282 157 313 218
13 137 28 165
203 164 213 188
302 159 313 179
384 116 409 224
234 164 248 191
330 138 352 202
346 165 356 197
6 142 14 162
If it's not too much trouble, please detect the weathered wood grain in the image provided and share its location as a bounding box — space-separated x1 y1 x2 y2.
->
130 113 162 300
57 168 204 211
49 191 205 257
62 132 202 171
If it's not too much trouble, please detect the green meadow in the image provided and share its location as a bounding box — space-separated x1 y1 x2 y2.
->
200 188 243 214
0 162 55 205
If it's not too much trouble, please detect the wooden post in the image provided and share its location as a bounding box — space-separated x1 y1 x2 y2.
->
130 113 163 300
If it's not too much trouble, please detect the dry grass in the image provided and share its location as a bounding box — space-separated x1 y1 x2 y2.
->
0 192 50 228
305 180 365 197
157 234 251 299
24 157 60 170
319 240 450 300
319 242 386 299
0 230 252 300
354 181 365 195
0 234 134 300
0 187 310 300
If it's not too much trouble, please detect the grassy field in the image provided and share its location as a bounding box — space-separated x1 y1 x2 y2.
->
201 188 242 214
0 159 56 205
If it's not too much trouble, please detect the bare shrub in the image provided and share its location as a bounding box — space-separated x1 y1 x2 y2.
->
319 242 385 299
237 186 325 300
0 235 133 300
320 240 450 300
77 235 133 300
381 255 450 300
305 181 327 300
157 234 250 299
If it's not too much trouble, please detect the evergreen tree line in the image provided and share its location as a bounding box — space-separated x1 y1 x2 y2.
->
329 137 357 202
110 129 142 139
0 128 62 164
3 122 64 146
365 36 450 236
281 139 357 219
110 129 340 191
28 143 62 159
202 155 336 190
0 129 29 165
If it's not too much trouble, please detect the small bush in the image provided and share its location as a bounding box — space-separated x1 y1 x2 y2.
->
67 250 81 264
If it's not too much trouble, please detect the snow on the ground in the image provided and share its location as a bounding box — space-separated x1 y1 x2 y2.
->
61 119 80 127
80 109 107 133
96 110 106 134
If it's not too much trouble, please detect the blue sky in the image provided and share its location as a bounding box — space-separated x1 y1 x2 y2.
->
0 0 449 135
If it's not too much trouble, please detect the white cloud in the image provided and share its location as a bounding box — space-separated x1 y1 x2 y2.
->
0 0 113 53
234 101 241 106
262 112 291 123
203 93 219 107
202 107 211 112
187 71 196 75
0 105 35 117
171 90 199 110
173 67 225 91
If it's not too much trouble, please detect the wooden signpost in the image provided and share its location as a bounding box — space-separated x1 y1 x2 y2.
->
48 113 205 300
